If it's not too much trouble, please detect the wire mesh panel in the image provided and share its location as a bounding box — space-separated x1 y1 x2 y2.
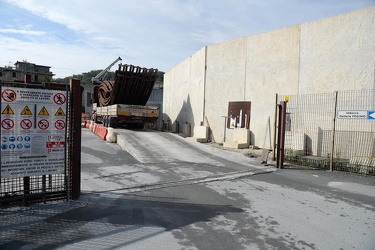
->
278 89 375 175
334 89 375 174
0 82 73 206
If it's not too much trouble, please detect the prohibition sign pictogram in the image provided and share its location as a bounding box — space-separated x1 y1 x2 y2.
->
54 93 66 105
1 118 14 130
38 119 49 130
20 119 32 130
55 120 66 130
1 89 16 102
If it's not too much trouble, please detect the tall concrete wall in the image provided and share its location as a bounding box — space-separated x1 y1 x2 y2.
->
163 6 375 147
299 7 375 93
205 38 247 143
163 47 206 133
246 25 301 148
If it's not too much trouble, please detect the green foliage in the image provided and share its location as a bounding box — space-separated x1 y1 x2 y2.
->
157 71 164 81
54 70 164 85
54 70 116 85
43 75 52 83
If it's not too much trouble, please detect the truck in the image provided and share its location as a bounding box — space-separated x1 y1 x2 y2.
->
91 58 159 129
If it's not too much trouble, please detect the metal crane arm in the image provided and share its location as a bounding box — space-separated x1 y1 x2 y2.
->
91 57 122 84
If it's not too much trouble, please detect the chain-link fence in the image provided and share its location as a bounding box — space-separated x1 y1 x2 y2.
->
278 89 375 175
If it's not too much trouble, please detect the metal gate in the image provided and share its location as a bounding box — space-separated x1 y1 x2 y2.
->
277 89 375 175
0 79 82 206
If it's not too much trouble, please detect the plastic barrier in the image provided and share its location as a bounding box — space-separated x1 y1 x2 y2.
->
93 124 108 140
85 120 92 128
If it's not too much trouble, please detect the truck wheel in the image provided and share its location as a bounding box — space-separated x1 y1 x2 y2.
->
109 117 116 128
111 118 118 128
136 123 144 129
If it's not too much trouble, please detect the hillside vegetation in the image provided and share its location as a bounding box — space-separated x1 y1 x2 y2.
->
54 70 164 85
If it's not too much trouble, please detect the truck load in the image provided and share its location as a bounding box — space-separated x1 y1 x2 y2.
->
92 58 159 129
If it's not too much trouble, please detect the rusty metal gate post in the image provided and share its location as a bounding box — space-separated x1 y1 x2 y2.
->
276 101 287 169
70 79 81 199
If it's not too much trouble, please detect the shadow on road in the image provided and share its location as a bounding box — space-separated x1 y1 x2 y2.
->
0 193 243 249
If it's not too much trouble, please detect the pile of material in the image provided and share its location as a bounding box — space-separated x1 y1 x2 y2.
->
97 64 158 107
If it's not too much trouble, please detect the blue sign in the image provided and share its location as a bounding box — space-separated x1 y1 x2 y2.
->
368 111 375 120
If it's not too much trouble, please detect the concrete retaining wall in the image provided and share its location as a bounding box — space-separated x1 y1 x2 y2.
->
163 6 375 148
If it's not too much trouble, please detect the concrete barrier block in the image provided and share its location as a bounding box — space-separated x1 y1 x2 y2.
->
183 123 191 137
193 126 208 139
233 128 250 144
223 141 249 149
106 127 117 143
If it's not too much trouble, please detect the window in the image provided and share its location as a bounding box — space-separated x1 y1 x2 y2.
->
34 75 38 82
12 72 16 78
0 71 2 77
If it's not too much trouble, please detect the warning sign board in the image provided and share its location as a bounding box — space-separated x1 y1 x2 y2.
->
1 87 68 178
2 105 14 115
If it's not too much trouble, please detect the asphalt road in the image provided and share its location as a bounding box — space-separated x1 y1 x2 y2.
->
0 128 374 250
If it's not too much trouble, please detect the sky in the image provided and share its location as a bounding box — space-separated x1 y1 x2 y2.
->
0 0 374 79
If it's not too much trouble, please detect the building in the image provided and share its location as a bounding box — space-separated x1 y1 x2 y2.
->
0 61 54 83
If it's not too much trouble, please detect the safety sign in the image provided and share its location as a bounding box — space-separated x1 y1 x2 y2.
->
53 93 66 105
1 89 16 102
38 119 49 130
38 106 49 116
2 105 14 115
55 120 66 130
1 118 14 130
55 107 65 116
20 119 32 130
21 105 32 115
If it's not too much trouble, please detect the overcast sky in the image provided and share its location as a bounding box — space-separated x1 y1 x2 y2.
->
0 0 374 78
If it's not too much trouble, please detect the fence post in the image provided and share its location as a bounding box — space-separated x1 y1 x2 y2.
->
70 79 82 199
273 93 278 161
277 101 287 169
329 91 338 171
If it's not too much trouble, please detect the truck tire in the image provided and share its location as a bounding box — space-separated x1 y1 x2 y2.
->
109 117 118 128
136 123 144 129
112 118 119 128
